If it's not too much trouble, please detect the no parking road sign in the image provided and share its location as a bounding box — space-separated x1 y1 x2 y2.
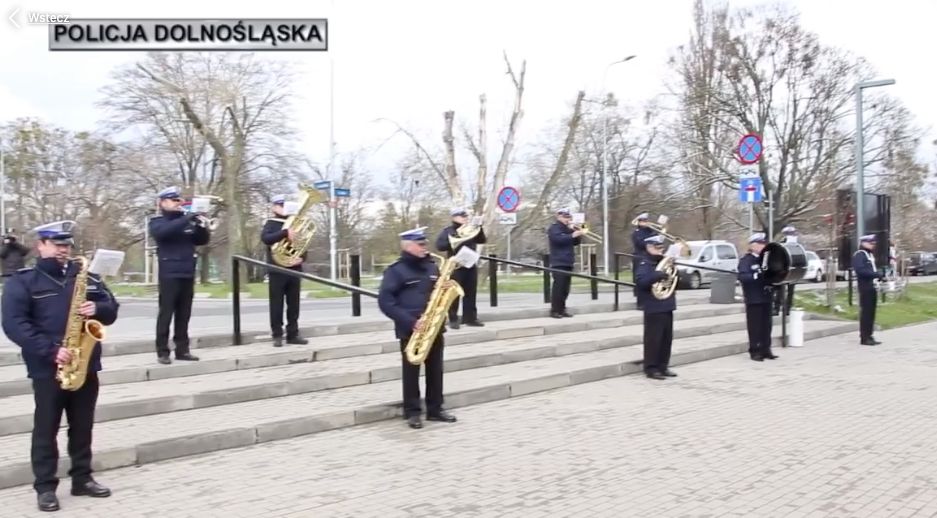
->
497 186 521 213
736 133 763 165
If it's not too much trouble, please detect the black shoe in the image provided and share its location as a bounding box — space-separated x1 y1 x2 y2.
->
750 353 764 362
763 351 779 359
157 356 171 365
550 312 564 319
561 311 574 318
71 480 111 498
645 371 667 380
37 491 59 512
661 369 677 377
427 410 457 423
870 338 882 345
860 339 879 346
286 336 308 345
407 415 422 429
449 320 461 330
175 353 199 361
462 320 484 327
273 337 283 348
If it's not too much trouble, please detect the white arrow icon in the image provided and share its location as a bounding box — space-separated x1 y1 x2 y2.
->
8 7 20 29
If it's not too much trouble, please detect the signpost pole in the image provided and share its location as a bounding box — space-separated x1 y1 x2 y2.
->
749 202 754 237
329 181 337 281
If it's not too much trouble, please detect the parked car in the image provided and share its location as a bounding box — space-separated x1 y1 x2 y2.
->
905 252 937 276
814 247 847 280
676 240 739 289
804 251 825 282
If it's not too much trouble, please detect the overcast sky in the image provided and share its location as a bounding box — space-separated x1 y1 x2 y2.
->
2 0 935 189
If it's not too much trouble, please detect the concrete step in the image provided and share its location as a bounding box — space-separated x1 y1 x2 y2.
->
0 309 750 436
0 299 645 366
0 304 743 397
0 318 856 490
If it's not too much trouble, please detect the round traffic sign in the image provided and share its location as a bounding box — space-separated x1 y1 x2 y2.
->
736 134 763 164
497 186 521 213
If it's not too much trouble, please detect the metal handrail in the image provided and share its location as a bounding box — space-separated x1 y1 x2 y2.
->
481 254 634 287
615 251 738 274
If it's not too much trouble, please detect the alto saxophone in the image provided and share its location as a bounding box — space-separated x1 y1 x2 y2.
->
56 256 107 391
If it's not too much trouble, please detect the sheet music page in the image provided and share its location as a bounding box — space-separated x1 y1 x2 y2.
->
282 201 300 216
190 197 211 213
454 246 481 269
571 213 586 224
88 249 126 277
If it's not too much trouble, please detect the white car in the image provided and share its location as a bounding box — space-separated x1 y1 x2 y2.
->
804 251 825 282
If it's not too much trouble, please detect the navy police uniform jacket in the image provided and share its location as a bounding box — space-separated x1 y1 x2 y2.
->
631 226 656 255
634 254 676 314
1 258 119 379
851 250 882 289
148 210 210 279
737 252 771 305
435 224 488 264
547 221 581 267
378 252 444 340
260 217 305 271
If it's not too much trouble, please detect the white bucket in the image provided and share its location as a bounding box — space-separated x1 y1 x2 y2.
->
788 309 805 347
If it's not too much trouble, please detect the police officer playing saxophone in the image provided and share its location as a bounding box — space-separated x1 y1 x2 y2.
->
634 235 678 380
260 194 308 347
149 186 210 365
630 213 655 309
547 208 583 318
378 227 457 430
853 234 883 346
435 208 487 329
737 233 778 361
1 221 119 512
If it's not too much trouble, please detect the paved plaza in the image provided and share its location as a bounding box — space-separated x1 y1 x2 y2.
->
0 321 935 517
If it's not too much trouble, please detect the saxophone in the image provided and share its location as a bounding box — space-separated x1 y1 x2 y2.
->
271 184 326 267
56 256 107 391
404 225 483 365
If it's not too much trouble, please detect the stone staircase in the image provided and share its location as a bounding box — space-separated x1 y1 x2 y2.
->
0 298 856 489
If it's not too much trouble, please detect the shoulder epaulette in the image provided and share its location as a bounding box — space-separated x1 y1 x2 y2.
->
266 218 288 223
15 267 33 274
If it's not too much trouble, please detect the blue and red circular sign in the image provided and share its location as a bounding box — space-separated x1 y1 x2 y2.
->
736 133 763 164
497 186 521 213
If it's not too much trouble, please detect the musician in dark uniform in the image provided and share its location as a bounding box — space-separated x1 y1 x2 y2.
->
852 234 883 346
773 225 799 316
634 235 677 380
1 221 119 512
378 227 457 429
435 208 487 329
737 233 778 361
630 213 656 309
148 186 210 364
260 194 308 347
547 208 583 318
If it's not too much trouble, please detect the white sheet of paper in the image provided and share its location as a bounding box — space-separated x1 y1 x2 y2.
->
190 197 212 213
454 246 481 269
571 212 586 224
657 214 669 226
282 201 300 216
88 249 125 277
470 216 483 226
665 244 682 258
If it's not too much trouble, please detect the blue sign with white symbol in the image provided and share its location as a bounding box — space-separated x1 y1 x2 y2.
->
497 186 521 213
313 180 332 190
739 177 763 203
736 133 763 164
334 188 351 197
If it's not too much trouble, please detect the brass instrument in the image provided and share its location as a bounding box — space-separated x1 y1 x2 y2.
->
630 216 691 258
189 195 223 231
271 184 326 267
570 223 603 244
449 215 483 251
629 215 690 300
404 228 483 365
56 256 107 391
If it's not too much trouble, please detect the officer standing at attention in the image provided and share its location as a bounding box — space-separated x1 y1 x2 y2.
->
630 213 655 309
1 221 119 512
547 208 583 318
148 186 210 364
737 233 778 362
852 234 883 346
378 227 458 430
634 235 677 380
435 208 487 329
260 194 308 347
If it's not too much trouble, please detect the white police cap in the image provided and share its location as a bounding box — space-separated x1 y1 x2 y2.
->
399 226 428 241
644 235 666 245
748 232 767 244
158 186 181 200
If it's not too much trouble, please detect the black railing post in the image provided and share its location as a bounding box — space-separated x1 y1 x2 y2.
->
489 254 499 307
589 253 598 300
542 254 551 304
232 257 242 346
613 253 621 311
847 269 854 306
350 254 362 317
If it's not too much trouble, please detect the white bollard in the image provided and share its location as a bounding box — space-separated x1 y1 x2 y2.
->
788 308 805 347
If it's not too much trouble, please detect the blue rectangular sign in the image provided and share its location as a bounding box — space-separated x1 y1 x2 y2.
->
739 177 763 203
313 180 331 190
334 188 351 197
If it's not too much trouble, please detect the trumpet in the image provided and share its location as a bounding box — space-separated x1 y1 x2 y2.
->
569 223 603 244
188 195 223 231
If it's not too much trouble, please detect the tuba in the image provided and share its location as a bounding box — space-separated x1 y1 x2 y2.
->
404 228 482 365
56 256 107 391
271 184 326 267
634 215 690 300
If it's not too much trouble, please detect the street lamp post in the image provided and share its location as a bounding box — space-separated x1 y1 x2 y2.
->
854 78 896 242
600 55 636 275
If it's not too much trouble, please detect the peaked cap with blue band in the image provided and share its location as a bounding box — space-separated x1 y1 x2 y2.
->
32 220 77 245
158 186 181 200
399 226 428 241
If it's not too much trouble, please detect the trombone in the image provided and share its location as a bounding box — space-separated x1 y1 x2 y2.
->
630 215 691 258
569 223 603 244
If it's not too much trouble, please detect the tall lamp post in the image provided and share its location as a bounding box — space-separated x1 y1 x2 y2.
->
601 55 636 275
854 78 896 242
